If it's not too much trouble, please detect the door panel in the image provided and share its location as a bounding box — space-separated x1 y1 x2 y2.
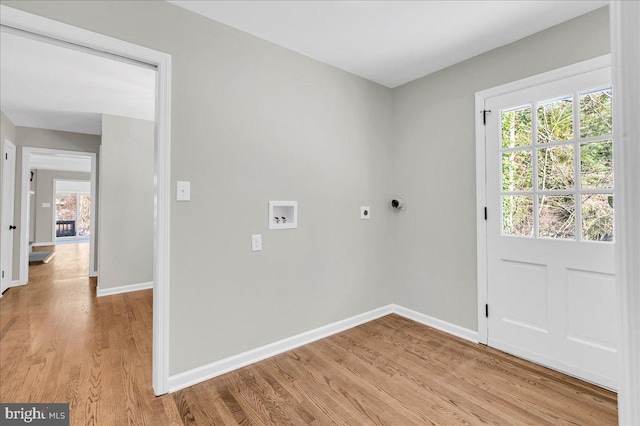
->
501 260 548 331
485 67 617 390
565 269 616 351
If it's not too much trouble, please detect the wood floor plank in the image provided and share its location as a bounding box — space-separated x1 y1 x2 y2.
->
1 243 617 425
328 329 529 425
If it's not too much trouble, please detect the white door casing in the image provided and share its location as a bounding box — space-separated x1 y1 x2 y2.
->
477 57 617 390
1 139 17 296
610 1 640 423
0 5 172 395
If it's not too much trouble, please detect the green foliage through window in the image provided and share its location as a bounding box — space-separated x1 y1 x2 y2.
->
501 106 531 148
581 140 613 189
502 150 532 191
580 88 612 138
537 97 573 144
499 86 613 242
582 194 614 241
539 195 576 239
538 145 574 190
502 196 533 236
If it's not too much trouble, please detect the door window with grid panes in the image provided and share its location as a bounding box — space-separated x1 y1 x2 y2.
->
500 87 613 242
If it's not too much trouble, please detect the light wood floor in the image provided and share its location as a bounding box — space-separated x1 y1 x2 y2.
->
1 243 617 425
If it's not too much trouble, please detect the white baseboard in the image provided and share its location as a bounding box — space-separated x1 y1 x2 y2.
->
0 280 28 298
168 305 394 392
11 279 26 287
96 281 153 297
167 304 478 393
32 242 55 247
392 304 479 343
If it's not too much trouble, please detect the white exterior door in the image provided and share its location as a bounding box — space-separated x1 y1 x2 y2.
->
484 67 617 389
1 140 17 295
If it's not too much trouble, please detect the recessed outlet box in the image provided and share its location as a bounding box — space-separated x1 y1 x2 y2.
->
361 206 370 219
269 201 298 229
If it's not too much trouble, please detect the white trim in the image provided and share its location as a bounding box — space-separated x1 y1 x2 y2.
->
0 280 24 299
89 149 97 276
0 279 27 299
475 55 611 347
168 305 394 392
611 1 640 424
153 40 172 398
1 5 172 396
20 148 96 287
31 242 55 247
168 304 477 393
475 94 489 345
96 281 153 297
392 304 479 343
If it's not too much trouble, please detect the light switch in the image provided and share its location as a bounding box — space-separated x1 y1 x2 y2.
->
176 181 190 201
252 234 262 252
42 202 51 208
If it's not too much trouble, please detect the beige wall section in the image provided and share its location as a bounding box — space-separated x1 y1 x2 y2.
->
3 1 395 375
390 7 611 330
99 114 153 290
13 126 100 279
0 111 17 280
32 170 91 244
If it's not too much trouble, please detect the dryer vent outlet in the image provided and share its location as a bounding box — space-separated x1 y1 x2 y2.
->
391 198 405 210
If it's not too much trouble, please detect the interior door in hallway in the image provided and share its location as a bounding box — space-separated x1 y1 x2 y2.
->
484 66 617 389
1 140 16 295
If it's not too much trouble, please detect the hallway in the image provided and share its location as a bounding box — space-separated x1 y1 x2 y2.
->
0 243 165 424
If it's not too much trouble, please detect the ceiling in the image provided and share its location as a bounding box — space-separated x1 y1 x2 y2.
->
0 30 156 135
0 2 607 135
30 152 92 173
169 0 608 88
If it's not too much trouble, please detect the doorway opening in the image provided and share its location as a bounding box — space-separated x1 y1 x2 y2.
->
0 5 171 395
55 181 91 243
23 148 97 276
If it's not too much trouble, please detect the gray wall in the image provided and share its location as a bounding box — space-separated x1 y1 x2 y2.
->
3 0 395 375
12 127 100 277
0 111 17 280
32 170 91 244
390 7 611 330
99 114 154 290
1 1 608 378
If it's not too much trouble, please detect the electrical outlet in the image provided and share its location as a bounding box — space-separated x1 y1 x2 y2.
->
176 181 190 201
360 206 370 219
251 234 262 252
